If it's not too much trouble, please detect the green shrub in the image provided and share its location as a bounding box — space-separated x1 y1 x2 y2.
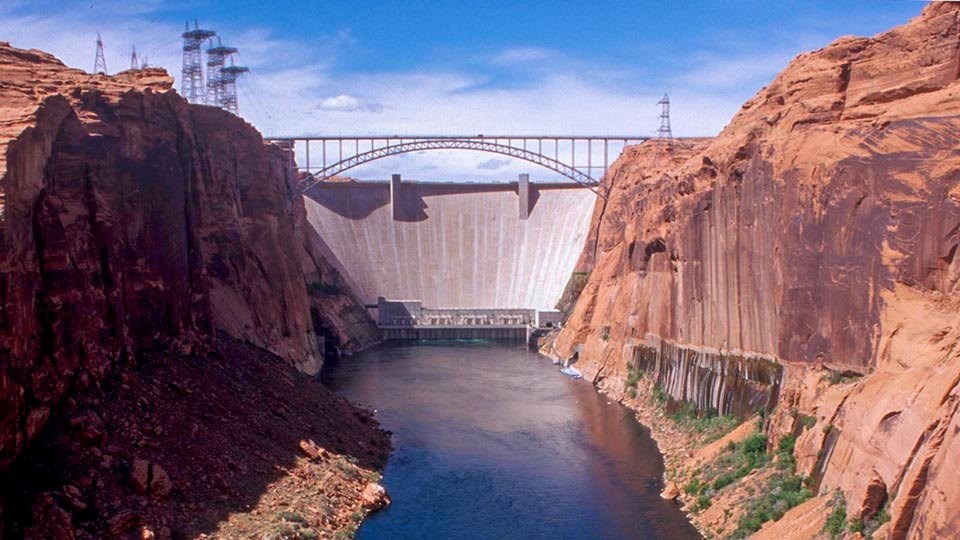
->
680 427 775 528
278 511 308 525
823 492 848 539
711 472 737 490
778 435 796 453
669 400 696 420
776 435 797 470
730 473 813 538
651 385 669 406
662 400 739 441
863 503 891 538
705 432 770 492
626 386 637 399
687 428 813 538
334 527 356 540
742 432 767 455
684 478 704 496
269 524 298 540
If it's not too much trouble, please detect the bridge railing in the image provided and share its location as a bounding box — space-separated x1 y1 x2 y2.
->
265 134 651 191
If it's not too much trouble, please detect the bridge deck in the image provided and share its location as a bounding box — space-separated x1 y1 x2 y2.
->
266 134 668 191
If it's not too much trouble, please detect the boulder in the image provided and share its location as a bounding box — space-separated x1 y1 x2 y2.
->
661 482 680 501
299 439 325 461
130 459 150 494
360 482 390 511
130 459 172 498
150 464 173 498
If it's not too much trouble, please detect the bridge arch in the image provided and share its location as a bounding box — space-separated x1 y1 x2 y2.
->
295 139 599 193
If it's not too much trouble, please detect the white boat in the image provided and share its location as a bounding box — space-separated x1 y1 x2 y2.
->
560 366 583 379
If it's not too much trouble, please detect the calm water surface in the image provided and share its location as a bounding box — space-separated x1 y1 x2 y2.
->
322 341 700 540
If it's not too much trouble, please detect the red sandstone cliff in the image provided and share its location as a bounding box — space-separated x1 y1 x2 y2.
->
552 4 960 538
0 42 379 475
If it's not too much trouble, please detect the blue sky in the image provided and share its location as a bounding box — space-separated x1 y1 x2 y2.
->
0 1 927 180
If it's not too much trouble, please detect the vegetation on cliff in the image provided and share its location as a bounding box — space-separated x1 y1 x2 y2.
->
550 3 960 537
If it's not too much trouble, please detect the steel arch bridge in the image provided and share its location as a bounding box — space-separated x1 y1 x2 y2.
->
265 135 650 194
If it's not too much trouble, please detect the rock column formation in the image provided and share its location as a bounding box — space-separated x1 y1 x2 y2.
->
550 4 960 537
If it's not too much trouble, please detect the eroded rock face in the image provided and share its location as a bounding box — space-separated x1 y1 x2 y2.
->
551 4 960 538
0 43 378 472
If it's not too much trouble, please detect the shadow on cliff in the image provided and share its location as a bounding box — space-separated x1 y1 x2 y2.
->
0 335 391 539
304 181 546 222
305 183 392 220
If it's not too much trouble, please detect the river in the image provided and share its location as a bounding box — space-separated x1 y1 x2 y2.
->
322 341 701 540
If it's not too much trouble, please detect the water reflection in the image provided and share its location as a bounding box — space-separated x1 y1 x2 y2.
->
322 341 701 540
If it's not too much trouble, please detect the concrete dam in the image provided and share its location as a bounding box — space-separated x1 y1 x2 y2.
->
303 176 596 337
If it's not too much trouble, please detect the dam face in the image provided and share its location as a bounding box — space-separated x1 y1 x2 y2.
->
303 180 596 313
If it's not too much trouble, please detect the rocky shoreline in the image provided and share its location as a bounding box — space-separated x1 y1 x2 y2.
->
545 4 960 537
1 335 391 539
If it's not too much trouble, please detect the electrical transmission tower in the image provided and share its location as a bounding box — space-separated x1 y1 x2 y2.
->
654 93 672 166
206 38 238 106
130 46 139 70
93 33 108 74
181 20 216 104
220 62 250 115
656 93 672 141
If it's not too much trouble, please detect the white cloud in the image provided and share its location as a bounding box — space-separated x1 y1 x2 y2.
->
0 2 770 181
491 46 557 66
0 8 183 77
317 94 383 113
477 158 511 170
320 94 361 111
675 50 796 90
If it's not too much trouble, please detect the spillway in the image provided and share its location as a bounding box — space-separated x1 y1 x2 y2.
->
303 180 596 311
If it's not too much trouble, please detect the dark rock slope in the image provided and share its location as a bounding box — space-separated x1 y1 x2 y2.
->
0 42 378 475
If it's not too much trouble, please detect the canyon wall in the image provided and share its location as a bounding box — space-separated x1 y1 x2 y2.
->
0 43 377 473
551 3 960 538
304 182 596 310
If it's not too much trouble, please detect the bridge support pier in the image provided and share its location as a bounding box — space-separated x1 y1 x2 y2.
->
391 173 402 220
518 173 529 220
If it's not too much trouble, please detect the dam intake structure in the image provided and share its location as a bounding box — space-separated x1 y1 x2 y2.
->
375 297 563 341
